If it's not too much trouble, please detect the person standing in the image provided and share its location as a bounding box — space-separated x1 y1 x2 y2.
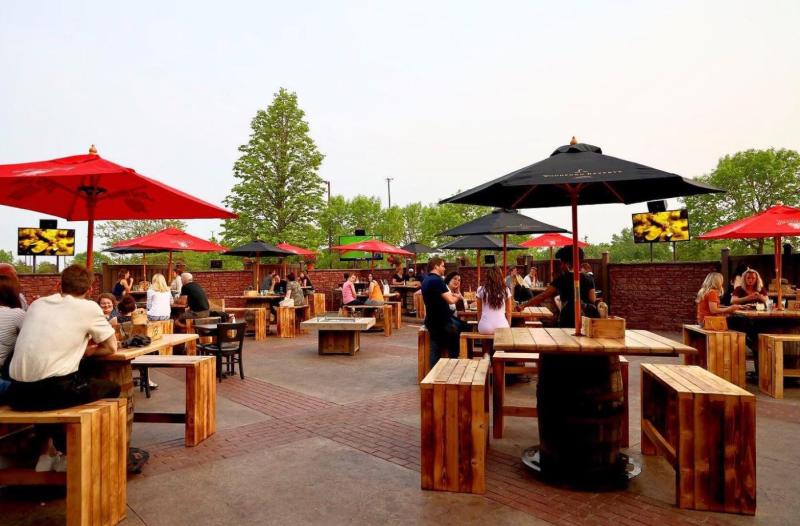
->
170 263 186 299
422 257 465 369
112 269 133 301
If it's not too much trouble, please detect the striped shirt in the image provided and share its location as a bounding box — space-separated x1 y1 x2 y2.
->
0 306 25 368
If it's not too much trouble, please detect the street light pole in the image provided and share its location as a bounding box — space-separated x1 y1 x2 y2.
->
323 180 332 268
386 177 393 208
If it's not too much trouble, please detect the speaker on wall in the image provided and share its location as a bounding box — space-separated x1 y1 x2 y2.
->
354 229 366 236
484 254 496 265
39 219 58 229
209 260 223 269
647 200 667 213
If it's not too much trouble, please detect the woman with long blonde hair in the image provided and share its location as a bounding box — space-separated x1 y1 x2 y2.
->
696 272 740 324
147 273 173 321
733 268 768 306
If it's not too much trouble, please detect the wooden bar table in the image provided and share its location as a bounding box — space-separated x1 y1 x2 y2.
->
89 333 199 447
493 327 696 487
732 308 800 373
390 283 421 315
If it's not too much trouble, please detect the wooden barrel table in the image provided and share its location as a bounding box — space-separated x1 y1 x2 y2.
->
533 354 628 488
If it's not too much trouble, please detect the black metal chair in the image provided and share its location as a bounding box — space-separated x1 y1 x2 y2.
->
197 322 247 381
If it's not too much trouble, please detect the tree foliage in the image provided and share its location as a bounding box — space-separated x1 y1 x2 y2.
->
96 220 188 247
0 250 12 264
683 148 800 254
222 88 325 246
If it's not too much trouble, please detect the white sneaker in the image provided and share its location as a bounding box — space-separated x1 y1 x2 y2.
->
52 452 67 472
35 453 55 472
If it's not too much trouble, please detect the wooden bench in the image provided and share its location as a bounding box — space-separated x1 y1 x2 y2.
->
682 324 746 387
491 352 629 446
224 307 267 340
420 357 489 494
343 304 392 336
418 327 431 382
459 332 493 358
758 333 800 398
277 305 310 338
641 363 756 514
414 292 425 319
131 355 217 446
0 399 127 525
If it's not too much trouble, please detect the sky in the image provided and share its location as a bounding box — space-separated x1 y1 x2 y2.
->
1 0 799 259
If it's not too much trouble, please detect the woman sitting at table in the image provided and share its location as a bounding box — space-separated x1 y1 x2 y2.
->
112 269 132 300
0 275 25 400
365 273 384 306
476 267 511 335
732 268 769 306
284 273 306 306
147 273 173 321
696 272 741 324
112 295 137 325
97 293 118 321
297 271 313 290
342 273 364 307
444 272 466 314
391 263 408 285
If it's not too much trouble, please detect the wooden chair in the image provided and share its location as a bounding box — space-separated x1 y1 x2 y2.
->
641 363 755 514
758 333 800 398
0 399 128 526
197 322 247 381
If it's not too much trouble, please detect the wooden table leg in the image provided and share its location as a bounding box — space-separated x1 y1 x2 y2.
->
492 359 505 439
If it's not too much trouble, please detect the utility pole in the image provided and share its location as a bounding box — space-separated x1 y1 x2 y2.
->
386 177 393 208
323 180 332 268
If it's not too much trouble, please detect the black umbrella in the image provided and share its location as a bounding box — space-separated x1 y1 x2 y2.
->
401 242 434 254
222 240 294 289
441 138 723 334
439 234 526 284
440 208 567 283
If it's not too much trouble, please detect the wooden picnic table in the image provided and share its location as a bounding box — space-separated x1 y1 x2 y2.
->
300 316 375 355
88 333 199 447
492 327 696 487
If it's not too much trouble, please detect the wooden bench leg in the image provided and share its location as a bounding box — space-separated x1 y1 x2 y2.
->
492 359 505 439
185 360 217 446
620 357 629 448
66 419 91 526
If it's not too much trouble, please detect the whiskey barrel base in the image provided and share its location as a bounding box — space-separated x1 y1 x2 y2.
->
521 446 639 490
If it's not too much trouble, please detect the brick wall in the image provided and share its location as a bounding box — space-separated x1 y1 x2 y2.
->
18 273 103 304
607 262 720 331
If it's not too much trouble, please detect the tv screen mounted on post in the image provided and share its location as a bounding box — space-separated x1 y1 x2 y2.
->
18 227 76 256
338 235 384 261
631 209 690 243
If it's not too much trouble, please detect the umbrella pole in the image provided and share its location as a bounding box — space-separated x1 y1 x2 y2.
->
776 236 783 309
477 249 481 287
255 255 260 290
549 247 554 285
570 190 582 335
167 251 173 282
502 234 508 283
142 253 147 282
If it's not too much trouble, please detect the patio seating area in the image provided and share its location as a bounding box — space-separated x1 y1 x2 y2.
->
2 320 799 525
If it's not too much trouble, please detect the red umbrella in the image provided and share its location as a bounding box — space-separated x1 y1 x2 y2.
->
332 239 413 271
521 233 588 284
0 146 236 269
698 203 800 309
112 227 227 278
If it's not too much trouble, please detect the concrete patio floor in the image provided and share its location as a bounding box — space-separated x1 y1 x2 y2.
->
2 322 799 525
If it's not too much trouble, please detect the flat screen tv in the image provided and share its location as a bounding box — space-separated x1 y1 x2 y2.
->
631 209 689 243
338 235 384 261
18 228 76 256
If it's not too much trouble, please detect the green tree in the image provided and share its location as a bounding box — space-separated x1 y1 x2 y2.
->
72 251 114 271
683 148 800 254
96 220 188 247
0 250 12 264
222 88 325 246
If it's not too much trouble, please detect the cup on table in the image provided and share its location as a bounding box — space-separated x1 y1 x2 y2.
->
756 303 765 312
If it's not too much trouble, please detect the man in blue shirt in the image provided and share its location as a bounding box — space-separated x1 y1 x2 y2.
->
422 257 465 369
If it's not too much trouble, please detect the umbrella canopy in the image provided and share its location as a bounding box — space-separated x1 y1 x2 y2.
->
110 227 227 279
440 208 568 283
332 239 414 256
438 235 525 251
276 242 317 257
521 233 589 285
520 233 587 249
0 147 237 269
222 241 295 289
401 242 435 254
698 203 800 308
441 139 723 334
439 208 568 237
